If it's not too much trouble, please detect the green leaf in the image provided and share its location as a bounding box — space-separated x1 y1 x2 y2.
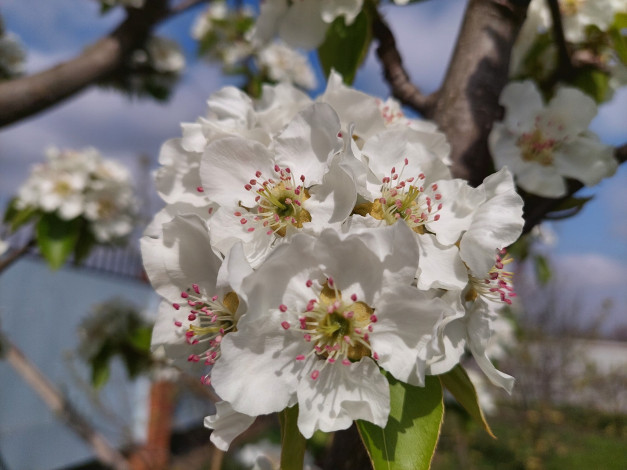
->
439 365 495 438
91 354 111 389
609 27 627 65
553 195 593 212
3 198 38 232
534 254 552 285
317 9 372 85
357 375 443 470
572 68 611 103
127 326 152 351
280 405 307 470
613 12 627 30
35 213 81 270
73 227 96 265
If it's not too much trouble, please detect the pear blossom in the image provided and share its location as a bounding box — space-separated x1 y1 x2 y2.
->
145 36 185 74
201 103 356 267
0 30 26 79
141 213 252 380
211 224 450 438
489 80 617 197
251 0 364 49
13 147 138 242
256 41 317 90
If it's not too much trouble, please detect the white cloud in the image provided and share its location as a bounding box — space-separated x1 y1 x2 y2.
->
554 253 627 288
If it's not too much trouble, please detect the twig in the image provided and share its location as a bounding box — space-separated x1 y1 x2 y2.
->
0 0 208 128
546 0 573 75
522 143 627 233
1 333 130 470
0 239 34 275
372 8 436 117
431 0 529 186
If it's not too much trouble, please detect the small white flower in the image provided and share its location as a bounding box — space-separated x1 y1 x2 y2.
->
211 224 449 438
201 103 354 267
489 80 617 197
256 41 317 90
141 214 252 381
251 0 364 49
0 31 26 78
146 36 185 74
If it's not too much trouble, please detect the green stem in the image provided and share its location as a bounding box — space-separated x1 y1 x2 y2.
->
279 405 307 470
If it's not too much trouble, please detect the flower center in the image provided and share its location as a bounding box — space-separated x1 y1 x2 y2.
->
236 165 311 237
173 285 239 385
53 179 74 196
279 277 379 380
353 158 442 233
518 128 557 166
467 250 516 305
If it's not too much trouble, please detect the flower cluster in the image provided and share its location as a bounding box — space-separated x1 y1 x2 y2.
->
489 80 617 198
15 147 138 243
0 29 25 80
141 74 525 450
510 0 627 96
192 1 317 90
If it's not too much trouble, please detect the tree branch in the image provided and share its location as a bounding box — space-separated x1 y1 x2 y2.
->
1 333 130 470
0 0 208 128
372 9 436 117
522 143 627 233
431 0 530 186
546 0 573 75
0 239 34 275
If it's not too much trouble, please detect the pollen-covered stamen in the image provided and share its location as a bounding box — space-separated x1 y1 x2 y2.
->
237 165 312 238
467 250 516 305
517 117 562 166
353 159 443 233
281 279 377 380
175 287 240 377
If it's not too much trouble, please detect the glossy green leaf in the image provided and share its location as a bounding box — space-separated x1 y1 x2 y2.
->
534 254 552 285
439 365 495 438
35 213 81 270
317 9 372 85
357 375 443 470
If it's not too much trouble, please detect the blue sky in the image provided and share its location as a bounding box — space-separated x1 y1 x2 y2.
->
0 0 626 327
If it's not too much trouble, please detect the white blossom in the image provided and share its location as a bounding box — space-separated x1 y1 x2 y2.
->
146 36 186 74
0 31 26 78
14 147 137 242
211 224 449 438
489 80 617 197
251 0 364 49
256 41 317 90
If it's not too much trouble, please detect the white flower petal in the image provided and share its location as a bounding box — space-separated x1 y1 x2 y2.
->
372 287 448 386
296 358 389 438
499 81 543 133
460 168 524 277
279 0 328 48
274 103 342 184
427 178 485 246
416 233 468 291
204 401 256 451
